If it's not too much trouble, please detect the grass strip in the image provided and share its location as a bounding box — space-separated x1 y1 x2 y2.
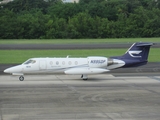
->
0 48 159 64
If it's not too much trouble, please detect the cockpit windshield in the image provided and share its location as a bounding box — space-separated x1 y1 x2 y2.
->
23 59 36 65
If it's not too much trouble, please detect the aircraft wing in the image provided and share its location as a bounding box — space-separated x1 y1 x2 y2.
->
64 67 109 75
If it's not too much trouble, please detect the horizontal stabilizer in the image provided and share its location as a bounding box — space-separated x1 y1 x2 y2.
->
136 43 153 47
64 68 109 75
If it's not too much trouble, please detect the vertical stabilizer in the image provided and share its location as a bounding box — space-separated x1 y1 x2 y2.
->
111 42 153 67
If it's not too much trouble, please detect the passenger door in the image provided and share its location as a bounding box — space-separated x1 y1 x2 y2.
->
39 60 47 70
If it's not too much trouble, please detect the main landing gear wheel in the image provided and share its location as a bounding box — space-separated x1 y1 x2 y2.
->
19 76 24 81
81 74 88 81
83 78 88 81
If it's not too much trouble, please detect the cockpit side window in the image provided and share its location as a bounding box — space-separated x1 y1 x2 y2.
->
23 60 36 64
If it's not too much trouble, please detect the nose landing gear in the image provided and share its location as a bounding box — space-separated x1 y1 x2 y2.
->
19 76 24 81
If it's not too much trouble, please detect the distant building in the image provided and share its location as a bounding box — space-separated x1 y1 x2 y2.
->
0 0 13 4
0 0 79 5
62 0 79 3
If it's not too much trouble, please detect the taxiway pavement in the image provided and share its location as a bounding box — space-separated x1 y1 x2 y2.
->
0 74 160 120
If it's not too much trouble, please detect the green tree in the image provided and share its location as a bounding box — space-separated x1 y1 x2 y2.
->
47 2 82 20
88 1 118 21
19 10 49 38
1 0 160 39
45 17 67 38
0 9 18 38
3 0 49 13
142 8 160 37
68 12 94 38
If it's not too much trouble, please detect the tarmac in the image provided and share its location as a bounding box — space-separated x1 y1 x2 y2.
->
0 74 160 120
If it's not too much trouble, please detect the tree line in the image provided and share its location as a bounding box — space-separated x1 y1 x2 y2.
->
0 0 160 39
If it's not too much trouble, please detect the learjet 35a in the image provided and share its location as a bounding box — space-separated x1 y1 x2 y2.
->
4 42 153 81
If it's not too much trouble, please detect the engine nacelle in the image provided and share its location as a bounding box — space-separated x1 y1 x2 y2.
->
88 57 108 68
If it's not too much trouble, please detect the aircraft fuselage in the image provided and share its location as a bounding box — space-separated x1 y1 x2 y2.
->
4 57 125 75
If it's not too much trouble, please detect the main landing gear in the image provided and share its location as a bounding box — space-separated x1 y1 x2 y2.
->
81 74 88 81
19 76 24 81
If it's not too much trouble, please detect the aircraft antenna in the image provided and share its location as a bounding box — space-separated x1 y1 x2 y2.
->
67 55 70 58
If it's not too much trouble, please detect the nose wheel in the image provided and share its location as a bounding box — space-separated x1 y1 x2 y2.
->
19 76 24 81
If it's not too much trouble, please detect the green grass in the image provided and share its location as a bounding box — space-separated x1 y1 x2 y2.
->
0 48 159 64
0 38 160 44
0 38 159 64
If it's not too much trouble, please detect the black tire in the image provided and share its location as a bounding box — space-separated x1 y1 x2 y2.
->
83 78 88 81
19 76 24 81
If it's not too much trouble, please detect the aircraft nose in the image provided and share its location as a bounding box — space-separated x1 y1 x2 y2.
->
4 65 23 74
4 68 10 73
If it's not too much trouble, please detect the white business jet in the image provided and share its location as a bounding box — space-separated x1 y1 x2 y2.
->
4 42 153 81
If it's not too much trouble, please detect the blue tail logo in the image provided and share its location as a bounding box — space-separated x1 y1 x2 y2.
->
128 50 142 58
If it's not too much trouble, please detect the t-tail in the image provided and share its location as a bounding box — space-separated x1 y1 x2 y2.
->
110 42 153 67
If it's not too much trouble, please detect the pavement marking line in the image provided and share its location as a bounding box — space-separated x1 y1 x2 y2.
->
149 76 160 82
55 75 78 93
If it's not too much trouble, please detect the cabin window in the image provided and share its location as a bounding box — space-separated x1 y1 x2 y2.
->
23 60 36 64
56 61 59 65
75 61 78 65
